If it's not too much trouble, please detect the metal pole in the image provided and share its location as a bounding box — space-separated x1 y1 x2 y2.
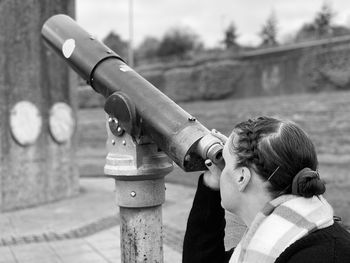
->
128 0 134 67
120 205 163 262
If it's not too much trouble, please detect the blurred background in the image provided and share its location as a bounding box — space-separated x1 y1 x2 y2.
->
1 0 350 262
77 0 350 62
77 0 350 196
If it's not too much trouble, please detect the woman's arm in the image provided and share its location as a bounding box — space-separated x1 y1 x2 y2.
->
182 174 232 263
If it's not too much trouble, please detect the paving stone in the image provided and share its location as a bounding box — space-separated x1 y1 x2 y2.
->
0 246 16 262
2 238 15 246
43 232 58 241
0 179 258 261
0 259 17 263
93 248 120 261
22 257 62 263
59 252 108 263
10 243 56 259
50 240 94 256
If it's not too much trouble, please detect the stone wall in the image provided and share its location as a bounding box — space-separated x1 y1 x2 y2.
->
0 0 79 212
136 36 350 102
78 35 350 108
236 36 350 97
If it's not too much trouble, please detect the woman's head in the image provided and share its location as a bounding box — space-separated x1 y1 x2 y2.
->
226 116 325 199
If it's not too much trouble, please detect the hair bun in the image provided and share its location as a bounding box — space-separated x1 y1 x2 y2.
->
292 168 326 198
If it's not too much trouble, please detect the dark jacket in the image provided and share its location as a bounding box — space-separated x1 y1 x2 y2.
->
183 175 350 263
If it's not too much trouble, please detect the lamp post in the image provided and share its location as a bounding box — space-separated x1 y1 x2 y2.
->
128 0 134 67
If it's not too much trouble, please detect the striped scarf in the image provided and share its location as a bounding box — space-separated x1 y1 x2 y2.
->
229 195 334 263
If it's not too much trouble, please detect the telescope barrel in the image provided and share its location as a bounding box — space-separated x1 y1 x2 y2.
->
41 14 223 171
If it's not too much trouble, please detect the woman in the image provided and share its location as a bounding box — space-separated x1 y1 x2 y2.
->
183 116 350 263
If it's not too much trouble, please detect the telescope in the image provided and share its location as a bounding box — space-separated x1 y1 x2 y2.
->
42 14 226 263
41 14 224 172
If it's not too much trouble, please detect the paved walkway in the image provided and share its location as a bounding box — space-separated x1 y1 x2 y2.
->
0 177 246 262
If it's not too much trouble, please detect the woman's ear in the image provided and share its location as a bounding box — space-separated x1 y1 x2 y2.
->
237 167 252 192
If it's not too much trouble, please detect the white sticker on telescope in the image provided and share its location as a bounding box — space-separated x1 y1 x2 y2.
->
119 65 132 72
62 39 76 58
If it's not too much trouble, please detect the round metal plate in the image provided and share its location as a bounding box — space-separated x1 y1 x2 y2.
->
10 101 42 146
49 102 75 144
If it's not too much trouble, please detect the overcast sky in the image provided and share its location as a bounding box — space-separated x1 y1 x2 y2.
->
76 0 350 48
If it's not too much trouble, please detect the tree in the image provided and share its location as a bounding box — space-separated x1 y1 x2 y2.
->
259 12 278 47
135 36 160 60
331 25 350 37
157 27 203 58
295 23 318 42
314 2 335 37
294 2 343 42
223 22 239 49
103 31 129 60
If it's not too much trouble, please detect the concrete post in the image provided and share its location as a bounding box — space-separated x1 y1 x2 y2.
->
0 0 79 211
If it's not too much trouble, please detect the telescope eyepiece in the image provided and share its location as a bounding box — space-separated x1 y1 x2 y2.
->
196 134 225 170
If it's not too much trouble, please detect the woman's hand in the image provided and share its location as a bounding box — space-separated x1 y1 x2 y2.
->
203 129 228 191
203 160 221 190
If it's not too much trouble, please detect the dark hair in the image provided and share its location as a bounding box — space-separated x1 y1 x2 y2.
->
230 116 325 198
